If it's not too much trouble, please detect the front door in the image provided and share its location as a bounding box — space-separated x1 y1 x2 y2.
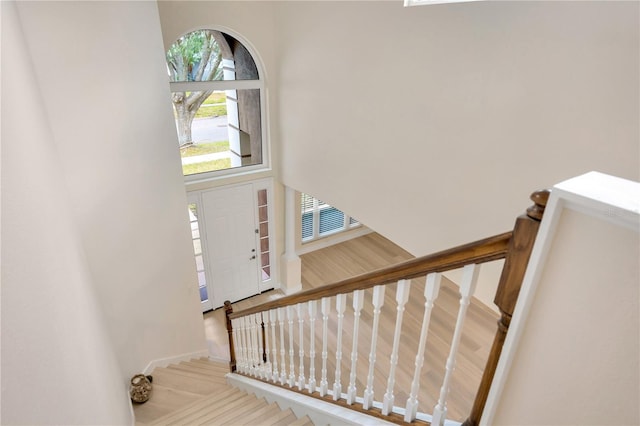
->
199 183 260 309
187 180 274 312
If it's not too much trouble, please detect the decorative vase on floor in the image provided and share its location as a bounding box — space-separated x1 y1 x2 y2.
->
129 374 153 403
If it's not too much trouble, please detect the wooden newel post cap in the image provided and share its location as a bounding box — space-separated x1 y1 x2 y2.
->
224 300 232 312
526 189 550 221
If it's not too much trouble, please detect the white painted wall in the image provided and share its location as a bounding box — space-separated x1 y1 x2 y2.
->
486 172 639 425
1 2 131 423
157 0 638 311
12 1 206 379
274 1 639 257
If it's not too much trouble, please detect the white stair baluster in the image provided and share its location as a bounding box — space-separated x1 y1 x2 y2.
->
287 305 296 387
363 285 385 410
240 316 249 374
250 313 259 377
405 273 442 422
297 303 306 390
270 309 279 383
382 279 411 415
320 297 330 396
278 307 287 385
432 264 480 426
308 300 318 393
333 293 347 401
347 289 365 404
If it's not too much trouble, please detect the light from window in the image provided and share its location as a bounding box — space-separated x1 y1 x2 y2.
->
301 193 360 242
188 204 209 303
166 30 264 178
257 189 271 282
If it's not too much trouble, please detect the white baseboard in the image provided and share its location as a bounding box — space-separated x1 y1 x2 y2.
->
226 373 394 426
142 349 210 375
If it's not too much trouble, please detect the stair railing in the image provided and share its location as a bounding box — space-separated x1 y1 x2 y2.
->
225 191 548 425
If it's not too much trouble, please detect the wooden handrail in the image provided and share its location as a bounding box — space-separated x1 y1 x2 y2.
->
229 231 512 320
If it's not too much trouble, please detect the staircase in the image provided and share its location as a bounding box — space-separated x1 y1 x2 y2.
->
133 358 314 426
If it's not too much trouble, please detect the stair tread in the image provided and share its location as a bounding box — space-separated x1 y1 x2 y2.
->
136 359 314 426
167 392 257 425
167 395 251 425
132 384 208 424
162 365 227 382
146 387 243 425
289 415 314 426
175 362 227 376
149 369 225 395
187 358 230 370
262 408 296 426
238 402 283 425
196 395 267 425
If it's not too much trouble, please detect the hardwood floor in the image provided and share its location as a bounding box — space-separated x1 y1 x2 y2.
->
204 232 499 423
134 358 314 425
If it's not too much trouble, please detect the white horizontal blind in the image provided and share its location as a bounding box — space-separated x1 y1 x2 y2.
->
301 193 360 242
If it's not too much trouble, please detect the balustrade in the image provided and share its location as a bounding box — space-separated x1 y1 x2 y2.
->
224 191 549 425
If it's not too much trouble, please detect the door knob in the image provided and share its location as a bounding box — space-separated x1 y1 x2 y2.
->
250 255 256 260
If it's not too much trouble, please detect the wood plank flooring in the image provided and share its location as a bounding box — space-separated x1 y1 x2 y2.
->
134 358 314 426
204 232 499 423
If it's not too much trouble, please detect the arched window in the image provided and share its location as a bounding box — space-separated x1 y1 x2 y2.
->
166 29 266 179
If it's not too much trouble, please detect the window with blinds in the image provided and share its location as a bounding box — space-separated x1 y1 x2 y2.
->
301 193 360 242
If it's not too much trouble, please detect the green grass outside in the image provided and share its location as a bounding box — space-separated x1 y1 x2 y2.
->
195 104 227 118
180 141 229 157
203 92 226 105
183 158 231 175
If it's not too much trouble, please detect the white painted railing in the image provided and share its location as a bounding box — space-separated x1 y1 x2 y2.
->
230 269 482 425
226 191 548 425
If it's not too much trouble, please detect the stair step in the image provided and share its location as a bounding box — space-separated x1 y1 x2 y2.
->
187 358 230 371
146 387 243 425
238 402 283 425
167 392 257 425
176 361 228 376
197 394 267 425
150 369 224 395
136 358 314 426
132 384 207 424
164 364 227 383
289 415 315 426
261 407 297 426
163 363 224 378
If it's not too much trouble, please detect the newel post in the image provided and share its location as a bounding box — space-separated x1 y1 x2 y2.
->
224 300 237 372
462 190 549 426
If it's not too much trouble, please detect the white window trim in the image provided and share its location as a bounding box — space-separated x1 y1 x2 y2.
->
168 29 270 184
301 194 361 244
174 79 269 184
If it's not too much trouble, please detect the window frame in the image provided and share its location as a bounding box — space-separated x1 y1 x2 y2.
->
168 28 270 184
301 193 361 243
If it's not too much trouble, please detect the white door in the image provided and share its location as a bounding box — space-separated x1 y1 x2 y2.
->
200 184 260 309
